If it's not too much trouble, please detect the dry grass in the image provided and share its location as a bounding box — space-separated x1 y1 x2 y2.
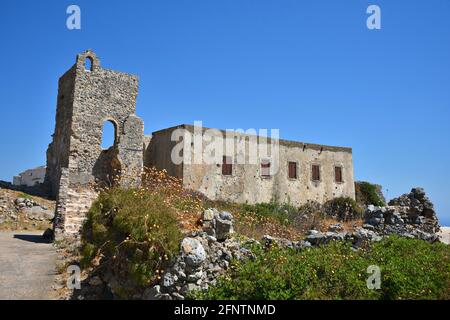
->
318 217 364 232
0 220 52 232
142 167 203 233
87 167 364 241
200 198 363 241
0 189 55 231
0 189 55 209
201 200 301 241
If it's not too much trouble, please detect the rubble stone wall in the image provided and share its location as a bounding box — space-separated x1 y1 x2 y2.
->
145 125 355 206
45 50 144 238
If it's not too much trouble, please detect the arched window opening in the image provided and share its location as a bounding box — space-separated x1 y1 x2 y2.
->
85 56 93 71
101 120 117 149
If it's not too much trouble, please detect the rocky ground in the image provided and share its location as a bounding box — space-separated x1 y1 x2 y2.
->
1 185 445 300
65 188 447 300
0 188 55 231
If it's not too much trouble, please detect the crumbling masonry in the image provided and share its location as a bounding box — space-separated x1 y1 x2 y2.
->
45 50 143 238
46 50 355 239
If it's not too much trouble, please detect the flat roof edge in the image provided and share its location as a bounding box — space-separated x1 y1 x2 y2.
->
151 124 352 153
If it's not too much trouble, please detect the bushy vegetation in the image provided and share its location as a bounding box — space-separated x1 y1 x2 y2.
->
241 201 298 225
323 197 364 221
80 168 206 295
206 199 304 240
194 236 450 300
81 188 183 287
142 167 203 217
355 181 386 207
219 197 365 240
241 197 363 224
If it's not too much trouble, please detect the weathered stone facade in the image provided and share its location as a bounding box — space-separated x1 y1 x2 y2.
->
45 50 143 238
46 50 355 238
146 124 355 206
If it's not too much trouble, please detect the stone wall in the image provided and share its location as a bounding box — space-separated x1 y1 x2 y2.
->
45 50 144 238
44 66 77 197
145 124 355 206
44 50 356 238
144 128 183 179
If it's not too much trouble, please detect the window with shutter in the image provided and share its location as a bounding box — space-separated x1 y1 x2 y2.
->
312 165 320 181
335 166 343 183
222 156 232 176
288 162 297 179
261 159 271 177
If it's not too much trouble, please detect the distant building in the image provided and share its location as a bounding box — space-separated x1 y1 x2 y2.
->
13 166 46 187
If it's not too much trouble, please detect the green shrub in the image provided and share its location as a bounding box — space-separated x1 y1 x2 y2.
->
241 201 298 225
81 188 183 287
241 197 364 225
355 182 386 207
324 197 364 221
195 236 450 300
369 237 450 299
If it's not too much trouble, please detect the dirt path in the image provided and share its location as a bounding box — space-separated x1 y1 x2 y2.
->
0 231 57 300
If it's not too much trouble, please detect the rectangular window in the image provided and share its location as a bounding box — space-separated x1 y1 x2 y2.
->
288 162 297 179
335 166 343 183
222 156 232 176
312 164 320 181
261 159 271 177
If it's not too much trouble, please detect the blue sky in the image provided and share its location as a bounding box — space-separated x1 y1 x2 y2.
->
0 0 449 225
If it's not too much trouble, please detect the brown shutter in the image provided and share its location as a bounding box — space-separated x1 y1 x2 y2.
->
222 156 232 175
335 166 342 183
288 162 297 179
312 165 320 181
261 159 271 177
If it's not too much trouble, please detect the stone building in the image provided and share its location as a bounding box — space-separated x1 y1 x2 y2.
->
13 166 46 187
145 125 355 206
45 50 355 238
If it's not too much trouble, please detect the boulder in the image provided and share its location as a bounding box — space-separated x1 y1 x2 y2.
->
162 272 177 287
15 198 25 205
364 206 384 227
262 235 294 248
353 227 382 242
23 206 54 221
202 209 234 241
306 231 327 245
328 223 343 232
215 214 233 241
181 237 207 267
143 285 162 300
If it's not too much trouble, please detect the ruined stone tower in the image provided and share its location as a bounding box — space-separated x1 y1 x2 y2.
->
45 50 144 238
